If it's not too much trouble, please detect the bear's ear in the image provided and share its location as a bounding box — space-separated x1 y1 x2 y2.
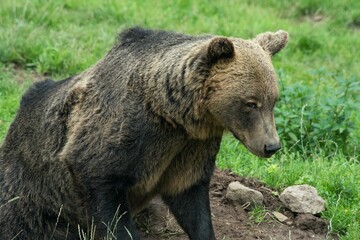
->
254 30 289 56
207 37 235 64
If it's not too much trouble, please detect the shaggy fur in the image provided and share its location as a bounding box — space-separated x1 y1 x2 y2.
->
0 27 288 240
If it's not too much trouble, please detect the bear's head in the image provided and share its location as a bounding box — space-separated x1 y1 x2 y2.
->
205 30 289 158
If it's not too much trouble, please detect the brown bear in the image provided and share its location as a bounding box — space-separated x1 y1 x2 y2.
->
0 27 288 240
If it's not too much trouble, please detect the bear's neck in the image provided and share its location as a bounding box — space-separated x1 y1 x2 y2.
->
88 39 224 139
139 43 223 139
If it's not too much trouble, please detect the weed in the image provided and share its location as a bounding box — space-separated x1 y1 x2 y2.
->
248 205 271 224
276 70 360 158
296 36 322 54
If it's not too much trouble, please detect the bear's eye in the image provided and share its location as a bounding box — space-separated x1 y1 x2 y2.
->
246 102 258 109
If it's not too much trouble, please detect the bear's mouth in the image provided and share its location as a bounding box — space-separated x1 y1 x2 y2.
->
230 130 271 158
230 131 245 145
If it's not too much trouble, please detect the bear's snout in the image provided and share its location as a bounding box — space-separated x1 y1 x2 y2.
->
264 142 282 157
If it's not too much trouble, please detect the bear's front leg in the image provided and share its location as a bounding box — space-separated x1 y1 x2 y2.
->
86 179 141 240
162 180 216 240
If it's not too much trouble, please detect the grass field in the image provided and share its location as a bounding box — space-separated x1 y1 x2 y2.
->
0 0 359 239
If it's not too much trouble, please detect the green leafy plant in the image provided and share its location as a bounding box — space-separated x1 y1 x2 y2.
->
276 69 360 158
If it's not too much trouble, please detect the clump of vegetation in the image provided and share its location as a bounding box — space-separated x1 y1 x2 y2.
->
276 69 360 158
248 205 270 224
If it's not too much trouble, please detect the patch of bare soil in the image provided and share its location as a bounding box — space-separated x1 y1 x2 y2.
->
136 169 338 240
303 14 325 23
348 18 360 30
5 64 46 84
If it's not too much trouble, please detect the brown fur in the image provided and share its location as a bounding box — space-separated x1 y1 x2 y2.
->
0 27 288 239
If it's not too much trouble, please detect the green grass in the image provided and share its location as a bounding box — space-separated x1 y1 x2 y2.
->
0 0 359 239
1 0 359 79
0 66 30 139
248 205 271 224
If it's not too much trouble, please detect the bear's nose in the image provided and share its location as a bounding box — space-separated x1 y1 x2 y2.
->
264 143 281 156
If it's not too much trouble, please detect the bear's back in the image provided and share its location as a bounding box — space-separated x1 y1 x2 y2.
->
111 27 211 57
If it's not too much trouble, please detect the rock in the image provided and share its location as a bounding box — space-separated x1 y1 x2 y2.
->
272 211 288 222
285 220 293 226
279 185 325 214
226 181 264 209
313 15 324 22
212 191 223 197
294 214 328 234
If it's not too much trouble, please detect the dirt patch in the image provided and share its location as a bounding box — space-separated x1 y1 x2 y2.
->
348 18 360 30
4 64 46 84
302 14 325 23
136 169 337 240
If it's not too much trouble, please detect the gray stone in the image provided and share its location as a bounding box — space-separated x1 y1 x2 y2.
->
272 211 288 222
226 181 264 208
279 185 325 214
